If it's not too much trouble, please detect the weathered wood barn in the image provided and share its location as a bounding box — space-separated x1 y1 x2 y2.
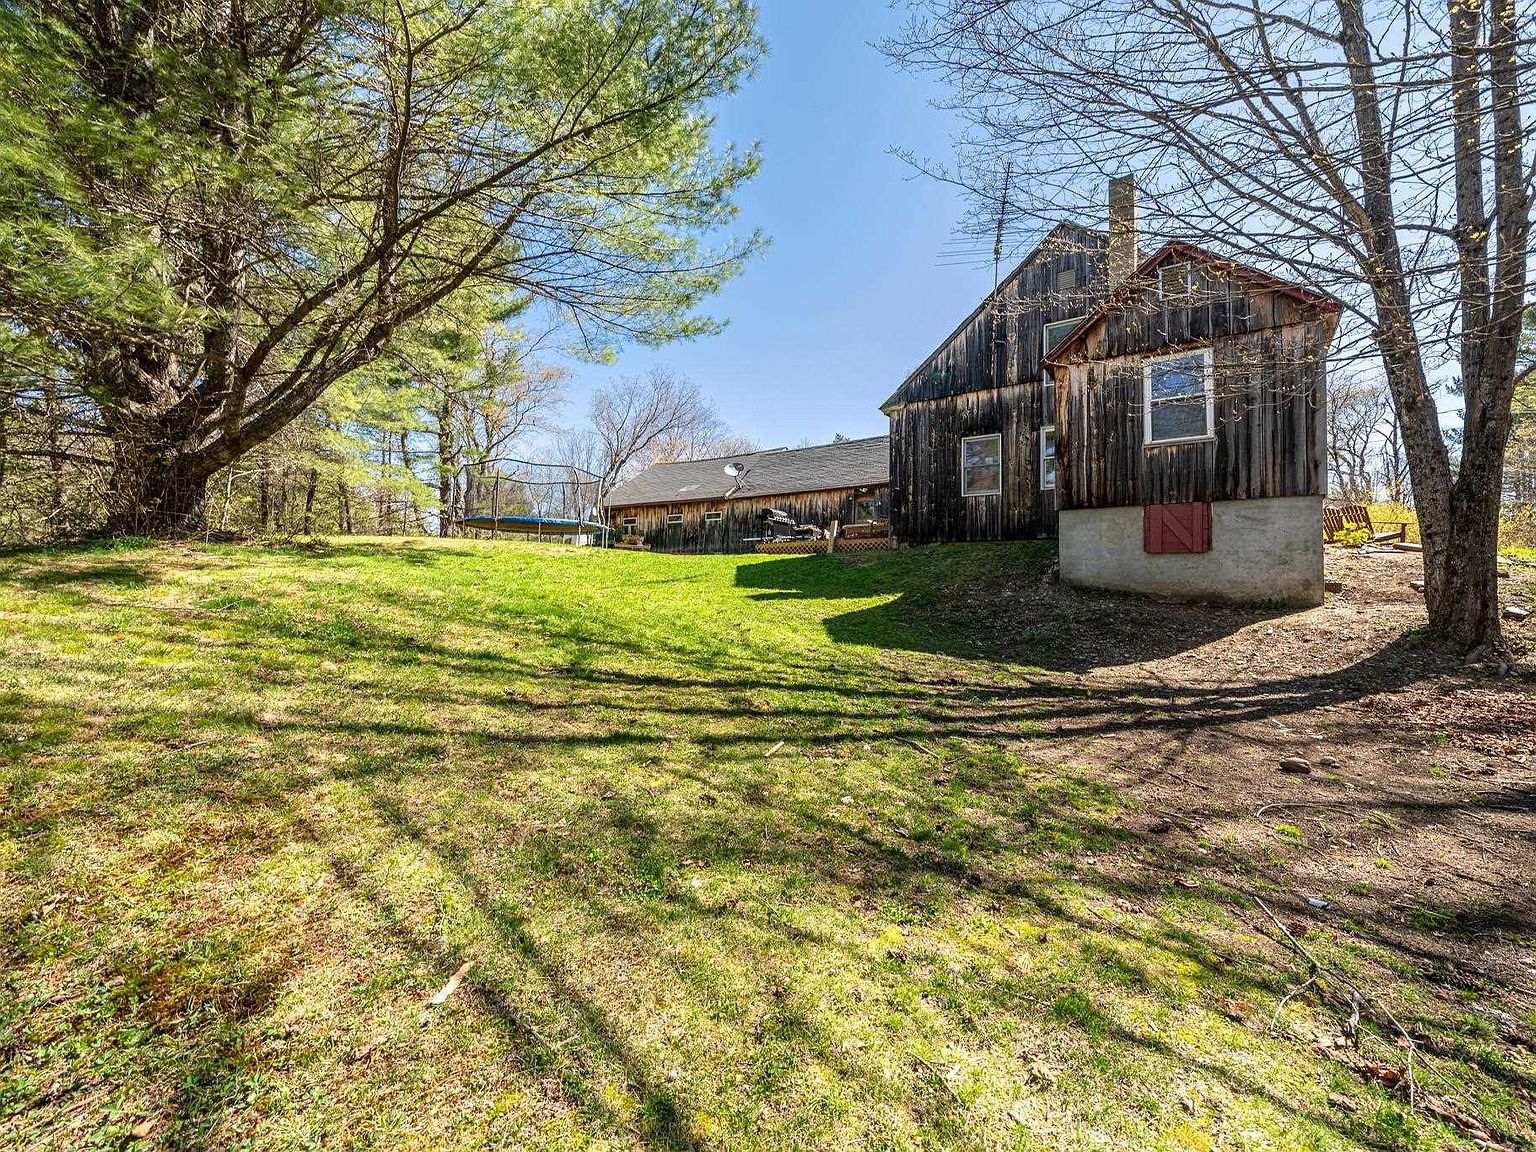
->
604 436 889 553
882 219 1109 544
1047 240 1340 604
886 178 1340 605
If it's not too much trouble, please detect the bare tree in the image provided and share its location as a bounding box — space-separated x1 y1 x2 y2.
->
887 0 1534 656
1328 375 1394 503
569 367 746 492
413 322 566 536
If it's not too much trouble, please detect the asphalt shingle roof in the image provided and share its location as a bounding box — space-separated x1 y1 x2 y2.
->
606 435 889 508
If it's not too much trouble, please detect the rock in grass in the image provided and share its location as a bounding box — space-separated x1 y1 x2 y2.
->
1278 756 1313 774
1504 604 1531 622
1410 579 1425 593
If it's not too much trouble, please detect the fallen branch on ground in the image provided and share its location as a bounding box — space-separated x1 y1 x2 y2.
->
898 736 945 761
1253 800 1379 819
1245 896 1515 1148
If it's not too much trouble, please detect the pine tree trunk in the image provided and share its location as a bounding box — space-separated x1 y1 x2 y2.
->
103 455 211 535
437 392 456 538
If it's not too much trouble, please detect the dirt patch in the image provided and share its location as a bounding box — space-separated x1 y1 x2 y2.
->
958 546 1536 1113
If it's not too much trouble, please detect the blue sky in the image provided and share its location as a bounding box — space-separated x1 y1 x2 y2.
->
562 0 1002 448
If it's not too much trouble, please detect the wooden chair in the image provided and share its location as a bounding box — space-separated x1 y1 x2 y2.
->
1323 503 1409 544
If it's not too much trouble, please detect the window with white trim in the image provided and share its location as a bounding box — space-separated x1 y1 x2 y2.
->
1143 349 1215 445
1040 426 1057 491
1159 263 1206 300
703 510 723 524
960 434 1002 496
1042 317 1085 358
665 513 684 525
620 516 637 529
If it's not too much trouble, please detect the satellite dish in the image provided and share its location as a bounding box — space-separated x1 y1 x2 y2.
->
723 461 744 477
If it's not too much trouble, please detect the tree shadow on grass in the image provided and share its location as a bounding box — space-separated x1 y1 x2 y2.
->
11 560 154 591
734 547 1300 671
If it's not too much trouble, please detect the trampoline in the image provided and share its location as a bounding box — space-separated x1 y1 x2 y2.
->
460 513 611 540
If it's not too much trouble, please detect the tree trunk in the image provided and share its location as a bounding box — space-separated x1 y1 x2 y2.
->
1435 475 1505 658
103 454 211 535
301 467 319 534
437 390 456 537
398 430 417 534
378 437 391 533
338 480 352 534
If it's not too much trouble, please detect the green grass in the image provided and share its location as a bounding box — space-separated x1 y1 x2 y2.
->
0 538 1520 1150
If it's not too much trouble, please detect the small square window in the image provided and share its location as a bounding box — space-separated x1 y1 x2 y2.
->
1143 349 1215 444
665 513 684 526
854 494 887 522
1159 263 1208 300
1055 266 1078 293
1043 316 1085 358
703 510 723 524
960 434 1002 496
1040 426 1057 491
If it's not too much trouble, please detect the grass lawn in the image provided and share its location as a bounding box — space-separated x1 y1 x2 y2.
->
1 538 1531 1150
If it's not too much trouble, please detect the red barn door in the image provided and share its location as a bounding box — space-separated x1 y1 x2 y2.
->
1143 502 1212 554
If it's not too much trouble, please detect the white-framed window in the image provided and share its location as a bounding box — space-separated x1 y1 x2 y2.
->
1159 263 1202 300
1042 378 1057 421
960 433 1002 497
620 516 637 529
703 510 723 524
1040 426 1057 491
1143 348 1215 445
1042 316 1085 358
665 513 684 525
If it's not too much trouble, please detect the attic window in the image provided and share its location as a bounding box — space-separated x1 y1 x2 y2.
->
960 434 1002 497
1055 266 1078 293
1159 263 1201 300
665 513 684 526
1043 317 1085 358
703 510 724 524
1144 349 1215 445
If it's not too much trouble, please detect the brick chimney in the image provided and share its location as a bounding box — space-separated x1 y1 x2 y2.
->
1107 175 1139 285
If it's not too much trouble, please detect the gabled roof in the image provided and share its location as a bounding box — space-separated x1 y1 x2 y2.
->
1043 240 1342 365
605 435 889 508
881 220 1107 412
